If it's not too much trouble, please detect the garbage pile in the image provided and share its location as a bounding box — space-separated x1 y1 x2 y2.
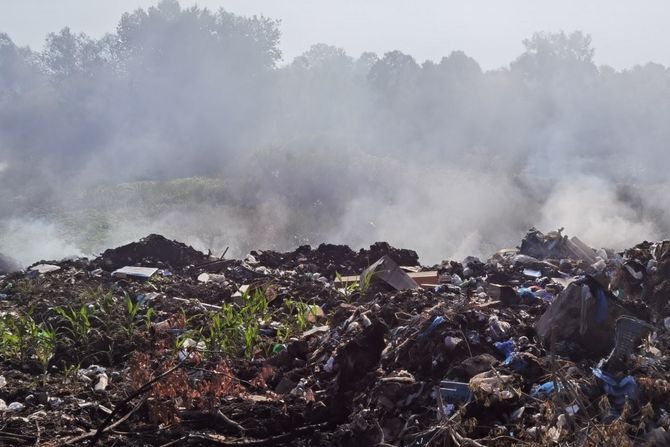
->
1 229 669 446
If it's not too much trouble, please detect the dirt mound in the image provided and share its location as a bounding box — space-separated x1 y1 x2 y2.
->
252 241 419 278
96 234 209 270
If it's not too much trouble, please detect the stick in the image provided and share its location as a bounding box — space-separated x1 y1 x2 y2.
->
187 422 329 446
57 396 147 446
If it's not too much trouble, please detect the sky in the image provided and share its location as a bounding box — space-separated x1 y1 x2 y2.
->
0 0 668 70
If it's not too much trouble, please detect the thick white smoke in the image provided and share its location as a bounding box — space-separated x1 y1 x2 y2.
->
0 1 668 266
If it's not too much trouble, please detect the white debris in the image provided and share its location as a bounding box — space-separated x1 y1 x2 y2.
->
7 402 25 412
444 336 463 351
30 264 61 274
94 373 109 392
112 266 158 279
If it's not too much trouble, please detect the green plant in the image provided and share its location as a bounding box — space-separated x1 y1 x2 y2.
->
35 325 56 373
237 289 269 358
205 311 227 353
63 362 81 383
0 313 55 371
243 324 260 359
0 313 30 362
361 270 375 294
144 307 155 331
275 324 291 343
242 289 270 322
124 293 141 340
84 286 116 314
54 304 93 349
335 271 359 301
285 299 311 332
197 289 271 359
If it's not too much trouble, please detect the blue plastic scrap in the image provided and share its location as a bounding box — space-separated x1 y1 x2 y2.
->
517 288 538 304
592 368 638 408
494 339 528 372
494 339 516 357
420 315 446 337
531 381 563 397
534 290 554 302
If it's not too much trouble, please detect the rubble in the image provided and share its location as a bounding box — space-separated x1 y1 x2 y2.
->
0 229 669 446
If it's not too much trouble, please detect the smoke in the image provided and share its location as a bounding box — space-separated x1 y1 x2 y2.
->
0 219 82 266
0 1 668 267
537 176 660 249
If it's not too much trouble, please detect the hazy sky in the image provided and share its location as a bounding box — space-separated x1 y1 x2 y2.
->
0 0 668 69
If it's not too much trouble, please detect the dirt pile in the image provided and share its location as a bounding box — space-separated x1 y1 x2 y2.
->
250 241 419 278
96 234 209 271
0 229 669 446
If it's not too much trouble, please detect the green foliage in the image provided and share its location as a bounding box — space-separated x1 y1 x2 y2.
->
195 288 272 359
34 325 56 373
361 270 375 294
243 324 260 358
63 362 81 384
285 299 310 332
144 306 155 331
86 286 116 315
0 312 55 371
335 271 359 301
205 311 228 353
124 293 141 340
54 304 93 345
0 313 32 362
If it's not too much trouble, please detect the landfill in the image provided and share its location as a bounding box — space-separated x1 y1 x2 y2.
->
0 230 669 446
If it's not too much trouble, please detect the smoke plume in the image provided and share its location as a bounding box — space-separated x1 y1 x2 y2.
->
1 1 668 266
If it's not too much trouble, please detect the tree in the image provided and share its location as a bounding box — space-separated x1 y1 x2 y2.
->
368 50 419 93
511 31 597 82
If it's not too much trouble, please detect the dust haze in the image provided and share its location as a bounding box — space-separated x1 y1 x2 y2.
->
1 0 669 266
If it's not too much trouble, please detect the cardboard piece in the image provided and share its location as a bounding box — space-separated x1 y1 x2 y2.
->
112 266 159 279
360 255 419 291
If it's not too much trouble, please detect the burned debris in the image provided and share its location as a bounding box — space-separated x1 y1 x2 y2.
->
0 229 669 446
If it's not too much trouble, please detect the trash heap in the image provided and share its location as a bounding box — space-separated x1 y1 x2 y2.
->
1 229 669 446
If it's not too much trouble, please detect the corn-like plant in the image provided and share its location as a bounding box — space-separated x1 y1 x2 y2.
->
243 324 260 358
336 271 359 301
0 313 55 371
54 305 93 353
124 293 141 340
35 325 56 373
285 299 311 332
144 307 155 331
